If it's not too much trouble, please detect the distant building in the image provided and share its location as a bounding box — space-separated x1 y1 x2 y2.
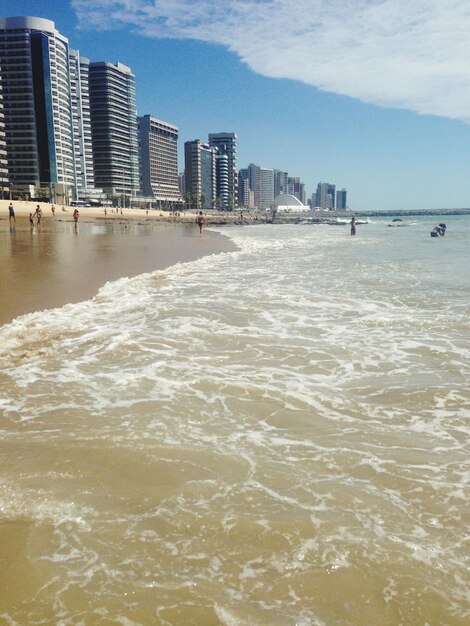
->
259 167 274 209
138 114 181 205
238 168 249 206
287 176 306 204
208 132 237 208
316 182 336 210
215 152 229 208
0 16 74 196
178 172 185 196
184 140 216 209
69 49 97 199
274 170 288 197
273 193 309 213
336 188 347 210
248 163 274 209
89 61 140 199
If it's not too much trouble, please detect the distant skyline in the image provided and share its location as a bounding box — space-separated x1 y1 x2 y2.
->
3 0 470 210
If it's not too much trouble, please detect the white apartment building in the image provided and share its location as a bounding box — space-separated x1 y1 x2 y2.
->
184 140 216 209
248 163 274 209
208 132 237 208
138 114 181 205
69 49 98 199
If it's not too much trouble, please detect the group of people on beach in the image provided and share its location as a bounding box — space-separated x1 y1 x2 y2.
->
27 205 43 227
6 201 208 237
8 202 79 230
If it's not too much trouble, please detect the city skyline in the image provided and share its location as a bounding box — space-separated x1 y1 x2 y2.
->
3 0 470 210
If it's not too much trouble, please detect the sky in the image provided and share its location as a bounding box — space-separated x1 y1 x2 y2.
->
3 0 470 210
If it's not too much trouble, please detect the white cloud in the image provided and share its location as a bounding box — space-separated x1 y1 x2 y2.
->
72 0 470 122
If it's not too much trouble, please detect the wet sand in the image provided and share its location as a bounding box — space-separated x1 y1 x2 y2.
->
0 213 236 326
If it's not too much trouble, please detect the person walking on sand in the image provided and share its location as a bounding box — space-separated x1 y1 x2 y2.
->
196 210 206 237
35 204 42 225
350 217 357 236
8 202 15 226
51 205 55 217
73 208 79 224
29 212 34 229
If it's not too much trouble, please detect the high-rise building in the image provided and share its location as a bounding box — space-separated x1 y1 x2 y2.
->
216 151 229 208
0 16 74 196
316 182 336 210
208 132 237 208
138 114 181 205
288 177 304 201
248 163 274 209
248 163 259 201
238 168 249 206
259 167 274 209
184 140 216 209
69 49 96 199
89 61 140 199
0 70 8 196
273 170 288 197
336 188 347 210
178 172 185 197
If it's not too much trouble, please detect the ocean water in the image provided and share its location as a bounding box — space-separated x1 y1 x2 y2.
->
0 215 469 625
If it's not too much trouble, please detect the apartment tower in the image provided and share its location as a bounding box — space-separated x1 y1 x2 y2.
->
336 188 347 210
0 71 8 195
273 170 288 198
184 140 216 209
238 168 249 207
0 16 74 196
69 49 97 199
208 132 237 208
138 114 181 205
215 151 229 208
316 182 336 210
248 163 274 209
89 61 140 198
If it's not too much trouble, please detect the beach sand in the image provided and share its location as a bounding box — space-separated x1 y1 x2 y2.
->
0 200 237 326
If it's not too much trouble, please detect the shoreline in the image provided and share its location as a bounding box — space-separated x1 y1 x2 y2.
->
2 199 470 230
0 206 237 326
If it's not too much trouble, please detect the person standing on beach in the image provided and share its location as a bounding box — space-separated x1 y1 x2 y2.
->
196 211 206 237
35 205 42 225
51 205 55 217
29 213 34 228
8 202 15 226
350 217 357 236
73 208 79 224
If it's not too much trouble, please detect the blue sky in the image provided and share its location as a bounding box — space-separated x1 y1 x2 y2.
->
3 0 470 210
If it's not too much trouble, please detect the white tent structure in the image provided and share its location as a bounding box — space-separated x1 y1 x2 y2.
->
272 193 310 213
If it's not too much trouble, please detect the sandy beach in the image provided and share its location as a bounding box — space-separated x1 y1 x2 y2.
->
0 199 237 326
